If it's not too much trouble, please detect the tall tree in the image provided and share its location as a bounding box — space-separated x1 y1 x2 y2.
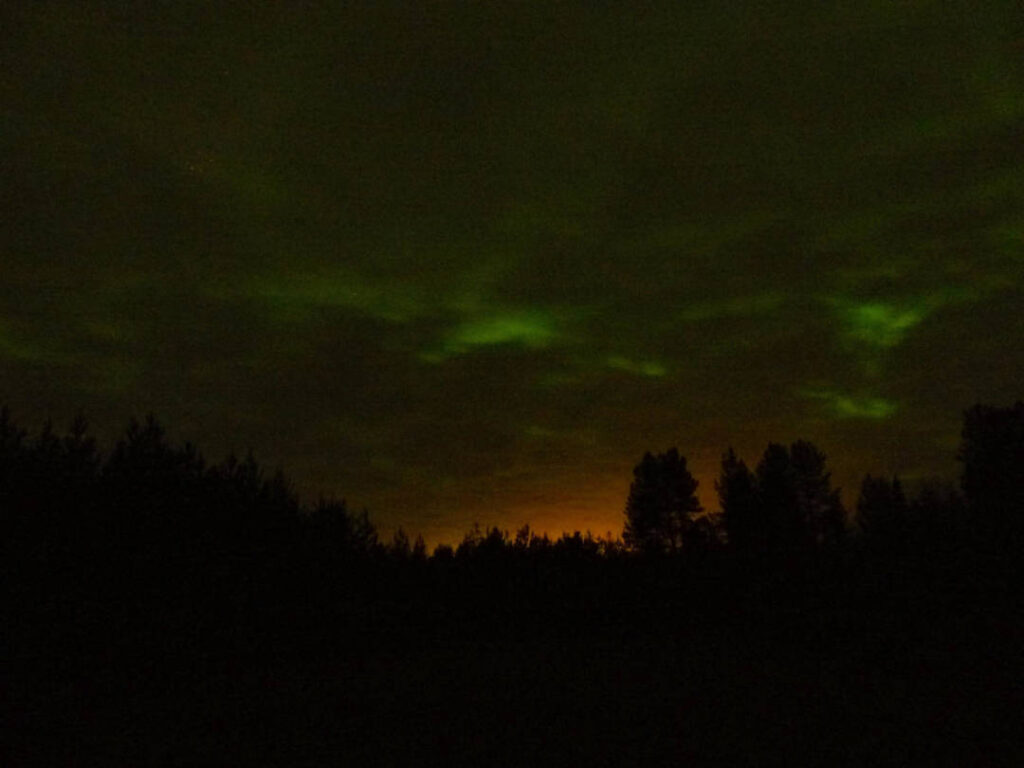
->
749 440 845 556
755 442 802 553
856 474 908 549
390 527 411 559
716 447 759 552
623 448 702 554
101 415 207 550
790 440 846 547
306 497 378 557
959 402 1024 545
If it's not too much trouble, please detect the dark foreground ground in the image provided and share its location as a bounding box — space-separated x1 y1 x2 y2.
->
7 552 1023 766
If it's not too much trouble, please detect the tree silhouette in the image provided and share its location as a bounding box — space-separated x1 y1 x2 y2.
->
720 441 845 558
717 447 759 552
476 526 511 560
432 542 455 560
623 448 702 554
856 474 909 554
411 533 427 561
511 524 552 556
959 401 1024 547
907 477 968 550
5 401 1023 763
390 527 412 558
2 410 103 560
31 416 101 557
754 442 803 554
101 415 208 544
790 440 846 548
306 497 378 558
552 530 601 559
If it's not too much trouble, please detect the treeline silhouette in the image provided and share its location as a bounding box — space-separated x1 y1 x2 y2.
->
5 403 1022 764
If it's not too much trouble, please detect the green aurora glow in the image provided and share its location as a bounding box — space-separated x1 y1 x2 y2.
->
2 2 1022 543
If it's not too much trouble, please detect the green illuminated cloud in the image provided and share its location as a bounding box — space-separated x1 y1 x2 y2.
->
606 356 667 378
833 396 898 420
842 303 925 348
450 313 554 348
802 388 898 420
830 283 999 353
421 310 559 362
3 0 1022 544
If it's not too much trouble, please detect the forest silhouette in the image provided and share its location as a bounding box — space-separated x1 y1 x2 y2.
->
5 403 1022 764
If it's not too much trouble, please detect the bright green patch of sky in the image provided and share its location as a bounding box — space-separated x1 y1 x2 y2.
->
833 396 898 420
606 356 667 378
3 0 1022 543
829 288 982 350
421 310 559 362
841 303 926 348
830 272 1011 350
446 311 556 350
802 388 898 420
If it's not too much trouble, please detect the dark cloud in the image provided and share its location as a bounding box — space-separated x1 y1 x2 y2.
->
2 2 1022 542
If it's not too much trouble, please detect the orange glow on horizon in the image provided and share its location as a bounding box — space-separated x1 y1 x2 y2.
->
391 471 724 552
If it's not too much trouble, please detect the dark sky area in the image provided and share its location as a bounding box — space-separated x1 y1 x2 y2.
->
3 2 1022 544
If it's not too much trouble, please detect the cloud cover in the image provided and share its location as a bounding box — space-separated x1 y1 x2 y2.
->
2 1 1022 542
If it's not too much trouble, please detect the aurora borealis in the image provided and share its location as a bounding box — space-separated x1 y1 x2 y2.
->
3 2 1022 544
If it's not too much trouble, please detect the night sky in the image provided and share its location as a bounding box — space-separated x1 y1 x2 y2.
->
3 2 1022 545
